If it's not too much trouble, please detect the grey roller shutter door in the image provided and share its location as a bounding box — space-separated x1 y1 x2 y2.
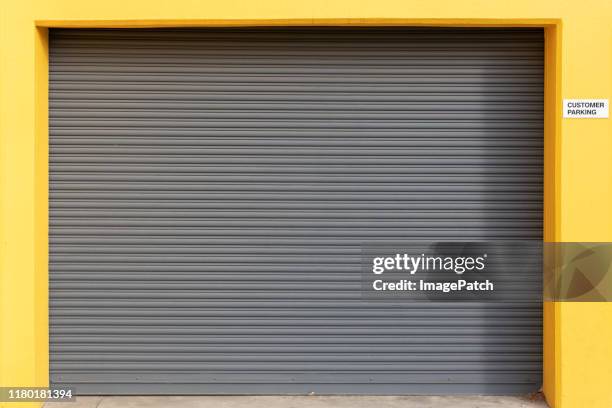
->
49 28 544 395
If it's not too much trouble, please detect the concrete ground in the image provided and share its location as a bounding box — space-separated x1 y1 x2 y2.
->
44 395 549 408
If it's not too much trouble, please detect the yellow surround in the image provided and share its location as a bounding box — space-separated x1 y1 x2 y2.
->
1 1 612 407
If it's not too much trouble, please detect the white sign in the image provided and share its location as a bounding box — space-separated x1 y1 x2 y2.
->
563 99 609 118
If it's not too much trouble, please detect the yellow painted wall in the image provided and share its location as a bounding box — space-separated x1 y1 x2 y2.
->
1 1 612 408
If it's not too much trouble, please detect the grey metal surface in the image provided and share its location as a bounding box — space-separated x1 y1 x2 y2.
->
49 27 544 395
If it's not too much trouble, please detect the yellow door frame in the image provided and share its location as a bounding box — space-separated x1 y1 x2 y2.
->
29 19 564 407
1 4 610 407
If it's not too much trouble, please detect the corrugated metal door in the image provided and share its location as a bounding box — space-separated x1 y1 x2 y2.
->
49 28 544 394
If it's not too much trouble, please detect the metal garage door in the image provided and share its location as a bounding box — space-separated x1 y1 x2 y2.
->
49 28 544 394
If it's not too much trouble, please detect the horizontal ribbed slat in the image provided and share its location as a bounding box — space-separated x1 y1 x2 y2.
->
49 27 543 395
